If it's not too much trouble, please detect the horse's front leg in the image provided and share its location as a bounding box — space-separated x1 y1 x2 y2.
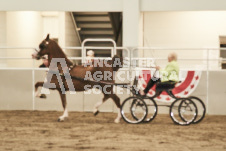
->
58 92 68 122
110 94 121 123
35 82 46 98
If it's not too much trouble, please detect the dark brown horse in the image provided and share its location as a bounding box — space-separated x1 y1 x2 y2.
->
33 34 123 123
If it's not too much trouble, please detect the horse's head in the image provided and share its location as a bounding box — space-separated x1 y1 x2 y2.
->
32 34 51 60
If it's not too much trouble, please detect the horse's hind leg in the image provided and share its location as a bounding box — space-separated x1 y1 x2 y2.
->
35 82 46 98
109 94 121 123
58 91 68 122
93 94 110 116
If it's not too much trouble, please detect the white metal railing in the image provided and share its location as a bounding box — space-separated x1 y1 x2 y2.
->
1 45 226 113
81 39 117 63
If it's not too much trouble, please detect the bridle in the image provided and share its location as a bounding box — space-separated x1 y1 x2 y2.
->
34 42 48 60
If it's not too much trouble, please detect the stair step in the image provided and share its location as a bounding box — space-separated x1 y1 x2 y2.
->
78 24 112 28
81 28 112 31
80 30 114 35
72 11 120 49
81 34 114 39
84 42 115 47
75 14 109 17
73 13 109 17
75 16 110 22
92 50 112 55
73 12 108 15
76 21 111 24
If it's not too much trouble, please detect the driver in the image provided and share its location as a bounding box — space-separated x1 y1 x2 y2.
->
139 52 179 96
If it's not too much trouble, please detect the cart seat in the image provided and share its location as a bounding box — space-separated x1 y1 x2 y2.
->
155 81 177 92
152 81 179 98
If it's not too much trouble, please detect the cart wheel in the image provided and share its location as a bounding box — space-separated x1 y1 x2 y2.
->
170 98 197 126
189 96 206 124
140 98 158 123
121 97 148 124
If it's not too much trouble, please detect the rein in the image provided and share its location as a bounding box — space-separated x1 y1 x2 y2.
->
70 75 130 88
48 70 129 88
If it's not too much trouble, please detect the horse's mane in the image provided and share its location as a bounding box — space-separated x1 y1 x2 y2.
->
48 40 73 67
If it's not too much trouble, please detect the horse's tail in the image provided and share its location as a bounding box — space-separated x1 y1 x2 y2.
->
112 55 123 71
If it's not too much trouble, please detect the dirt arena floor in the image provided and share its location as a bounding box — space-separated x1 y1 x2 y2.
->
0 111 225 151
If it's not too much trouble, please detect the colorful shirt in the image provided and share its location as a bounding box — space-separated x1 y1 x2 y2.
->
160 60 179 82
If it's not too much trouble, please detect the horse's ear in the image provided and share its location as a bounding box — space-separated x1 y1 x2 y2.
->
46 34 50 40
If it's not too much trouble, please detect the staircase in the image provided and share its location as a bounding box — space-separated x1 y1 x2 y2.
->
72 12 122 57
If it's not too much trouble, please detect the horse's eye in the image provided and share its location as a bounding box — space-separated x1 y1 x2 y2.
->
39 43 45 49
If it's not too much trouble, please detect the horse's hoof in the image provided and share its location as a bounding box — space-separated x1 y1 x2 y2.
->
94 110 99 116
58 118 64 122
40 94 46 99
114 119 120 123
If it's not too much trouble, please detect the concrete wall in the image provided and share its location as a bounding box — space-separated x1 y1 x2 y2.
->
0 11 81 68
0 12 6 46
0 70 33 110
0 0 123 12
6 11 43 68
1 0 226 12
0 12 6 67
0 69 130 113
6 11 43 47
208 71 226 115
141 0 226 11
143 11 226 69
64 12 81 64
1 0 226 48
144 11 226 48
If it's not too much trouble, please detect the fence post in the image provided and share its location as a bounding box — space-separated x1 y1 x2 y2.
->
32 54 35 110
206 49 209 114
